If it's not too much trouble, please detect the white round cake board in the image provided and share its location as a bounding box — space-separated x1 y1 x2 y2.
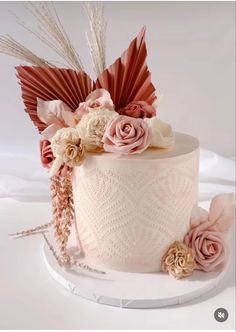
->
43 201 227 309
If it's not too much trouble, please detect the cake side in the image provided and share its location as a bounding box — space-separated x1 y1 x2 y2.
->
72 133 199 272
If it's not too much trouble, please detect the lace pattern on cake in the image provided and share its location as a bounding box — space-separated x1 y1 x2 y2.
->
72 150 199 272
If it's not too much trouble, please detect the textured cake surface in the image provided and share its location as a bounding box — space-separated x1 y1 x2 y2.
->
72 133 199 272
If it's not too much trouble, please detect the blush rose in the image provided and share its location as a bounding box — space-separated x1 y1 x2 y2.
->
184 223 227 272
184 194 235 272
75 89 114 120
40 139 70 177
40 139 54 168
102 115 151 154
118 101 156 118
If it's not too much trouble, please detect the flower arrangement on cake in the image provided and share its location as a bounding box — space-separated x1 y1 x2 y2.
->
1 2 234 279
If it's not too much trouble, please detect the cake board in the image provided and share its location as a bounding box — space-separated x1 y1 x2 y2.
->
43 201 228 309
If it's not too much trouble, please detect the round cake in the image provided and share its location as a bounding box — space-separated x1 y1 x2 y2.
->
72 132 199 272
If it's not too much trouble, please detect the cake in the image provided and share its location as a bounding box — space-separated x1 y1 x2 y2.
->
1 2 234 280
73 133 199 272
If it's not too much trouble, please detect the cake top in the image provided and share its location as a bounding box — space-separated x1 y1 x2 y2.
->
86 132 199 161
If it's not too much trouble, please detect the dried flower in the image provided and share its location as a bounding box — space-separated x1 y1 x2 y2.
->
162 241 196 279
50 169 74 265
50 127 85 177
76 108 117 152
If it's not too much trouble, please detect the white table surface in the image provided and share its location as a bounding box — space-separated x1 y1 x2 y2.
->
0 198 235 330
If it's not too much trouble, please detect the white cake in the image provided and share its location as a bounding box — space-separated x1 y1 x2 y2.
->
72 132 199 272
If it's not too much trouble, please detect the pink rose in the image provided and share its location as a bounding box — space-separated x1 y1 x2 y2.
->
40 139 54 168
118 101 156 118
102 115 151 154
39 139 70 177
75 89 114 120
184 222 227 272
184 194 235 272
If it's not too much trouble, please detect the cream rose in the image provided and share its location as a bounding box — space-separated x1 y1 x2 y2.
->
75 89 114 120
76 108 118 152
145 117 175 148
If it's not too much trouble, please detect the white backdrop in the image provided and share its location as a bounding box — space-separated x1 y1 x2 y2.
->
0 1 235 157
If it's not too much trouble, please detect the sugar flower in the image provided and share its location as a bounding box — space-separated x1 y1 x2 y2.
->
50 127 85 177
37 98 76 141
184 194 235 272
162 241 196 279
145 117 175 149
75 89 114 120
118 101 156 118
76 108 118 152
103 115 151 154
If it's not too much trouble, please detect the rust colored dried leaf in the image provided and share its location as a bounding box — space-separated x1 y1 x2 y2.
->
16 66 95 132
96 26 157 110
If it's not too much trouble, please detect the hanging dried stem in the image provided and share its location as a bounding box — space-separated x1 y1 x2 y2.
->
12 2 84 71
9 221 53 238
82 2 107 76
50 170 106 273
42 232 63 266
9 169 105 275
0 35 53 66
50 169 75 265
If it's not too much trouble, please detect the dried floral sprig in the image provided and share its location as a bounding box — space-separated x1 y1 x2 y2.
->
82 1 107 76
42 232 105 274
9 220 53 238
42 231 63 266
0 35 53 66
8 169 105 275
12 2 83 71
50 169 75 265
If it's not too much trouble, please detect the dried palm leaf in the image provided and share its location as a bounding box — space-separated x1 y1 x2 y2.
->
96 27 157 110
16 66 95 132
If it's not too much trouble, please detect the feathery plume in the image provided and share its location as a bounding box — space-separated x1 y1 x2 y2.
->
13 2 84 71
82 2 107 76
0 35 53 66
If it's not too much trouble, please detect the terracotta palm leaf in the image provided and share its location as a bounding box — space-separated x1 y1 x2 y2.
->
16 27 157 132
96 26 157 110
16 66 94 132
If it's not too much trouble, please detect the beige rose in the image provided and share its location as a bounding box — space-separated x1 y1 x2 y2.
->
50 127 85 177
162 241 196 279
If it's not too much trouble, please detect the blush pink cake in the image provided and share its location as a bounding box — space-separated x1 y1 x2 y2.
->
72 133 199 272
2 3 234 280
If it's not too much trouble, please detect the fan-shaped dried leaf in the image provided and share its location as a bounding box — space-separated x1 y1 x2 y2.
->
16 66 94 132
96 27 156 110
